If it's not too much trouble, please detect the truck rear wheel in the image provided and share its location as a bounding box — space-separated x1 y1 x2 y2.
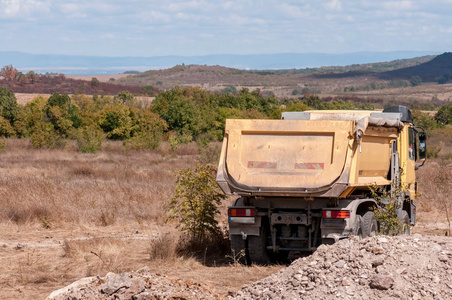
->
362 211 378 237
247 226 270 265
353 215 364 238
400 210 411 235
230 235 248 264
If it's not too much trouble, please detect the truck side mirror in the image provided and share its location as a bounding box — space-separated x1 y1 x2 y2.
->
418 131 427 160
415 127 427 169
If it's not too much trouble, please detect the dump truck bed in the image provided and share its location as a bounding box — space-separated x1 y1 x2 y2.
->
217 111 403 198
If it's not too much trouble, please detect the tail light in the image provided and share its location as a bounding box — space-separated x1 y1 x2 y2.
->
228 208 255 217
228 208 256 224
323 210 350 219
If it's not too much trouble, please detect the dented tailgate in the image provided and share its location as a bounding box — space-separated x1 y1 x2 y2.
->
217 119 354 195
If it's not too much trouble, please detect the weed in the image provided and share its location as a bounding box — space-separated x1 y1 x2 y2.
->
226 249 247 266
39 216 52 229
148 231 179 261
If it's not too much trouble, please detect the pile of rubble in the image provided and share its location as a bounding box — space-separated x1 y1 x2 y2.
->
47 234 452 300
47 266 218 300
232 234 452 299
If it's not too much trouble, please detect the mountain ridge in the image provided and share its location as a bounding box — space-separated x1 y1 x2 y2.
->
0 51 440 75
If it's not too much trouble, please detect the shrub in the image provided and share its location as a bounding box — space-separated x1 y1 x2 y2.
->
127 110 167 150
435 104 452 125
168 130 193 151
166 164 225 241
427 141 443 158
370 183 406 235
71 125 106 153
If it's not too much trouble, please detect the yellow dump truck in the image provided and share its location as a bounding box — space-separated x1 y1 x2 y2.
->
217 105 426 264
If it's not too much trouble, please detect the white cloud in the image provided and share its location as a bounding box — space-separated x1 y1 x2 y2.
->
100 33 116 40
380 0 416 11
324 0 342 11
278 3 311 19
0 0 50 18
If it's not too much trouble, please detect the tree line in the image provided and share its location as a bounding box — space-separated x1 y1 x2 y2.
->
0 85 451 153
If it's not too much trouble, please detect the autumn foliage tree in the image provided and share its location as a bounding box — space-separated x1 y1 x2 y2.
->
1 65 18 81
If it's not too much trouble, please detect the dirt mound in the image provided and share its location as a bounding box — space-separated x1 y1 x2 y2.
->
47 266 221 300
232 234 452 299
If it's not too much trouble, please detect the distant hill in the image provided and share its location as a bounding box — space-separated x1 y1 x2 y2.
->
116 55 439 89
0 51 440 75
381 52 452 82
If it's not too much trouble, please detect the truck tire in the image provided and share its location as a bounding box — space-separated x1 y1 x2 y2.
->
362 211 378 238
353 215 364 238
230 235 248 264
247 226 270 265
400 210 411 235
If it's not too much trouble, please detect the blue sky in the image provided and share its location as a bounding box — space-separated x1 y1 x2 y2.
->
1 0 451 57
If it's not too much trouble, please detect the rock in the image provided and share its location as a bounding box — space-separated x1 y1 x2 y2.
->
372 246 384 255
334 259 346 268
372 257 384 267
369 274 394 290
47 277 96 300
100 272 132 295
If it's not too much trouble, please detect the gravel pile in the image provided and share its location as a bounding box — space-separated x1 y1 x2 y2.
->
231 234 452 300
48 234 452 300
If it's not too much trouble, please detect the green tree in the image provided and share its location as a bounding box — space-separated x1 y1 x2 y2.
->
435 104 452 125
98 104 135 140
151 87 203 137
90 77 100 87
0 86 19 124
0 116 16 137
45 93 82 136
13 96 47 137
304 95 326 109
410 76 422 86
166 164 225 240
114 90 136 106
412 110 440 131
26 71 37 84
141 85 157 97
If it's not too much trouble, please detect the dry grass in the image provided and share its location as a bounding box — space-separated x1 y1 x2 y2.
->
0 136 450 299
0 138 274 300
0 139 201 227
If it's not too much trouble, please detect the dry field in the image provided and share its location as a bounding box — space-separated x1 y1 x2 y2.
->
0 138 449 299
65 74 131 83
0 139 282 299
